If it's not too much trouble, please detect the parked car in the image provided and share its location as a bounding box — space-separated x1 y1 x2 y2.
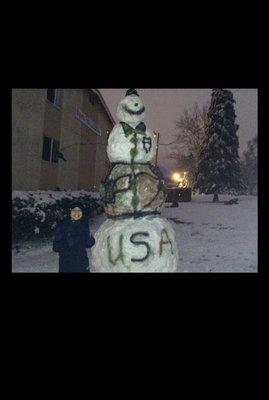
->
165 186 192 204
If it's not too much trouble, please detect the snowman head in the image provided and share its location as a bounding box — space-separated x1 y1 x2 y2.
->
117 89 146 124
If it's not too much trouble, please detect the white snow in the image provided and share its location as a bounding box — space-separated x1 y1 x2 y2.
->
12 190 100 204
107 92 156 163
163 195 257 273
107 124 156 163
12 190 101 219
91 216 179 273
12 195 257 273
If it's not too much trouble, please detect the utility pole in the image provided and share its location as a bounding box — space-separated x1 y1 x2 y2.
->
154 131 160 167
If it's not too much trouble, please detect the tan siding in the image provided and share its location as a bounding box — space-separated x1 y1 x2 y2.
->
12 88 114 192
40 161 58 190
57 89 82 190
43 100 62 141
95 101 112 187
12 89 46 190
39 98 63 189
78 89 98 190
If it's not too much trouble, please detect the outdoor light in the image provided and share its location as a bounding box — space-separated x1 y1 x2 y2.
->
172 171 189 188
172 173 181 183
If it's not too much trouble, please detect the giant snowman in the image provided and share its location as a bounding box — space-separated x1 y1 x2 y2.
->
91 89 179 272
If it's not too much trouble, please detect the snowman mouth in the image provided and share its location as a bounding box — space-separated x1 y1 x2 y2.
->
124 105 145 115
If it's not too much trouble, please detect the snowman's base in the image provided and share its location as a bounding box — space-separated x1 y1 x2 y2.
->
91 216 179 273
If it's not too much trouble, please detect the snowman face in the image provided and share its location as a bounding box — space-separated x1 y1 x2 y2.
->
117 95 146 123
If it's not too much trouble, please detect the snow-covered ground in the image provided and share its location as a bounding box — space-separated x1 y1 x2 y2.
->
12 195 257 273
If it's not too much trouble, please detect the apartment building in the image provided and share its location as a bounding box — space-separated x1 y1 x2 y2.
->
12 88 115 191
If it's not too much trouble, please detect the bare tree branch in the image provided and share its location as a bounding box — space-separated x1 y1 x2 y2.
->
169 102 209 185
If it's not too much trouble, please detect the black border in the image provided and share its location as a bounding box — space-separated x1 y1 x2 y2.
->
1 84 264 294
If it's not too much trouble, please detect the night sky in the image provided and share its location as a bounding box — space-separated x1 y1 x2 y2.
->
100 89 258 173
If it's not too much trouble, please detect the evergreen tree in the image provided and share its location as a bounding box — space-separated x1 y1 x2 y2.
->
241 136 258 195
194 89 242 202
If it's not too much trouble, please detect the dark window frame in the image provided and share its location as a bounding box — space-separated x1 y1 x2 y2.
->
47 89 55 104
47 89 63 108
42 136 52 162
51 139 60 164
42 135 60 164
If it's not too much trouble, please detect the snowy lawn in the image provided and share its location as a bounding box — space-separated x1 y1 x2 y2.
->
12 195 257 273
163 195 257 273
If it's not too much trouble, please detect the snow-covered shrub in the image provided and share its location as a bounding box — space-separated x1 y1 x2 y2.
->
12 191 104 242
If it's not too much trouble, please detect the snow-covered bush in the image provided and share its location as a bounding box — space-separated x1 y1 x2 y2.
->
12 190 104 241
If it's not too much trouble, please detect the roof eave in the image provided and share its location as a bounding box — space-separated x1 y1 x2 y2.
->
90 89 116 126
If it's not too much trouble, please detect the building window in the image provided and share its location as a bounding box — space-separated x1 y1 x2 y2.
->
42 136 52 161
89 90 95 106
42 136 60 164
52 140 60 163
47 89 63 108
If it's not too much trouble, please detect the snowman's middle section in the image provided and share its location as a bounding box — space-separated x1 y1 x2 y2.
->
100 162 167 219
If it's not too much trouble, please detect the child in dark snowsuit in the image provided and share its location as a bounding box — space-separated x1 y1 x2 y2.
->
53 202 95 273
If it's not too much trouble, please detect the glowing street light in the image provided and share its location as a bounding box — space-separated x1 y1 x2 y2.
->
172 171 189 188
172 173 181 183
